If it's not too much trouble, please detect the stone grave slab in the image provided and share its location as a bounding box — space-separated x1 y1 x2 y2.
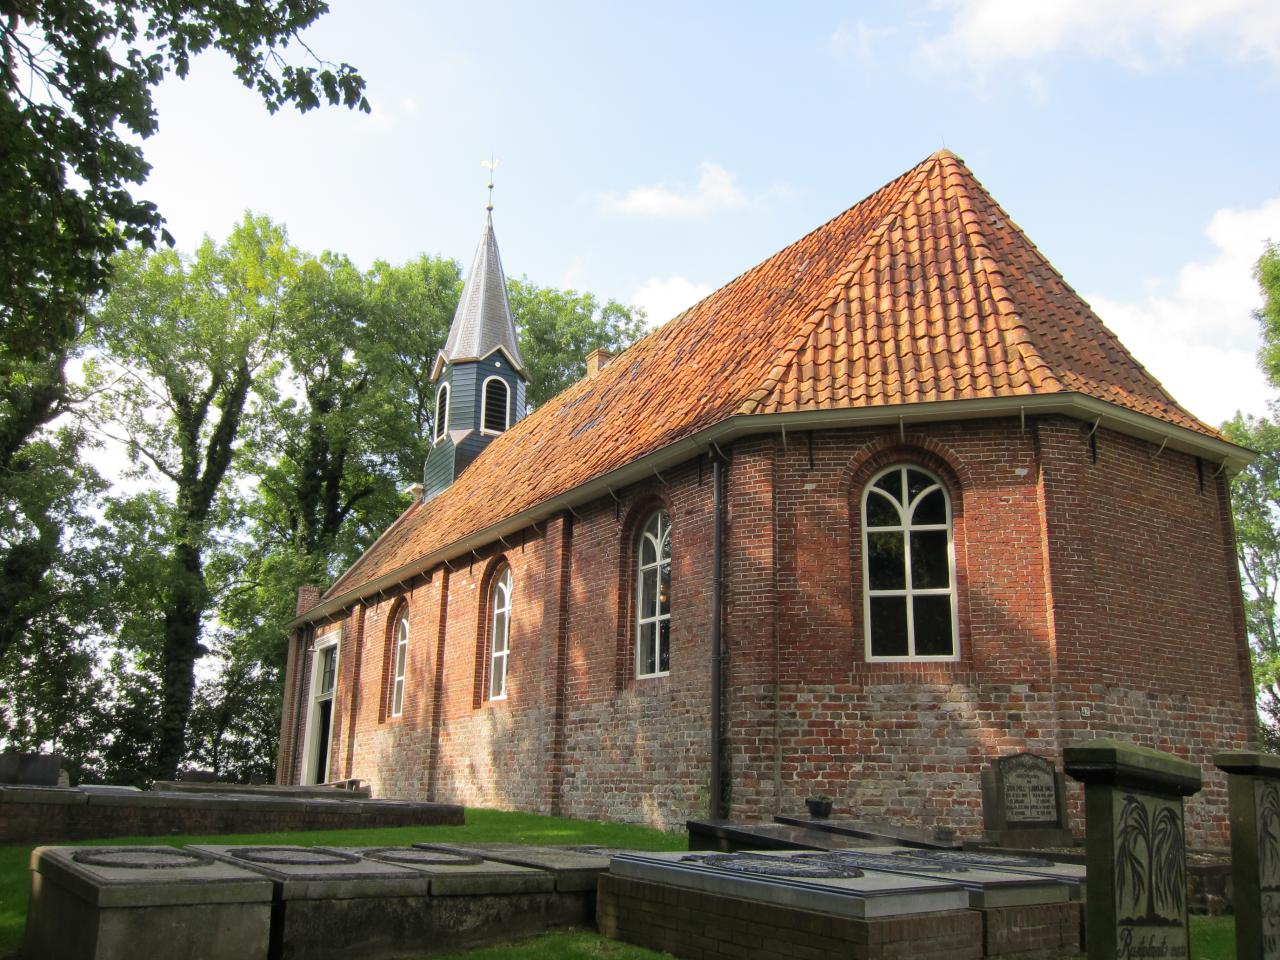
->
191 845 434 960
609 849 968 919
349 846 585 956
23 845 273 960
982 752 1074 848
772 848 1069 909
687 817 875 852
774 813 963 848
356 845 555 895
811 847 1082 957
189 844 429 900
412 842 610 892
601 850 980 960
878 846 1087 900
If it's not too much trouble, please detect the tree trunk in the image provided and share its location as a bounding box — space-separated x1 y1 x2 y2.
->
153 542 208 780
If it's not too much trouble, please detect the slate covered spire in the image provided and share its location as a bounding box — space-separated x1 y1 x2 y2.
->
431 211 526 381
421 202 529 502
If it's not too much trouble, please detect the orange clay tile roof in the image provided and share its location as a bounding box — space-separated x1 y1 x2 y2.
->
320 150 1218 604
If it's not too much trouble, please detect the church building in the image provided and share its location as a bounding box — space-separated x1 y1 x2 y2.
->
277 151 1256 847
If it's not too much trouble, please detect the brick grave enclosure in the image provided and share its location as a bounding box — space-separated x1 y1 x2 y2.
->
0 785 462 843
597 873 984 960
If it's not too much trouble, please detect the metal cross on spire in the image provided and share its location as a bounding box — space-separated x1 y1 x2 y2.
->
482 156 499 212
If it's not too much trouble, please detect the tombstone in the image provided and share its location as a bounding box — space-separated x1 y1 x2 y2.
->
1214 751 1280 959
0 751 62 786
1064 738 1200 960
687 818 875 852
982 752 1074 848
413 843 615 892
23 845 274 960
601 850 980 960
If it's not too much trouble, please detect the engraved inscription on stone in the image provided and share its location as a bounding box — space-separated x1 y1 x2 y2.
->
1255 779 1280 959
230 846 361 866
681 853 866 879
1113 791 1189 960
73 847 212 870
1000 753 1059 825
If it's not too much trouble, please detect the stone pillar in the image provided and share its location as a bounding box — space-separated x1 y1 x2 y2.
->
1215 751 1280 959
1064 739 1201 960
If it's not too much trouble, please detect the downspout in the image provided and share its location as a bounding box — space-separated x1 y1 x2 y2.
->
710 450 726 820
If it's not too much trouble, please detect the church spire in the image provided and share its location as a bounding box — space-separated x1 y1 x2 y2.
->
431 172 526 381
420 173 530 502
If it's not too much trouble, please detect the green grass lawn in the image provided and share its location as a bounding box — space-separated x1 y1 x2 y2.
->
0 808 685 958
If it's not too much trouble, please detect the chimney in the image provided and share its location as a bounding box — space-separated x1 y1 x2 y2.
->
404 482 424 501
295 585 321 617
585 348 614 379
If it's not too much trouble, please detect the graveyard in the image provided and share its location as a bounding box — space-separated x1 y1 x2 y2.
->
2 741 1274 959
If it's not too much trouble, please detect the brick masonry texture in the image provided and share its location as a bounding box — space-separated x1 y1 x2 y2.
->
280 414 1254 848
596 873 983 960
0 788 462 843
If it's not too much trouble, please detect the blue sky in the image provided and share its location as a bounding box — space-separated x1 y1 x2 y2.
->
139 0 1280 426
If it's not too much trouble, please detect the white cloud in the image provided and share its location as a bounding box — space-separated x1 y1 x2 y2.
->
630 276 714 328
830 19 897 63
924 0 1280 71
1086 197 1280 425
597 162 747 219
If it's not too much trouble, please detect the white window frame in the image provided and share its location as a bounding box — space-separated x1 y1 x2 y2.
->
861 465 959 662
635 509 672 679
480 375 511 436
434 382 451 443
488 566 512 700
300 628 341 785
390 609 409 718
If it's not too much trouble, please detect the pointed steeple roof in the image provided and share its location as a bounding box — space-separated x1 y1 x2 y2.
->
433 212 526 380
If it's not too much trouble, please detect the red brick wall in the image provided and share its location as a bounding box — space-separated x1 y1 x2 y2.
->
280 414 1254 846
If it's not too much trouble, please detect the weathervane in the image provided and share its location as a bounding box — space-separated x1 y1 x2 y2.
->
482 156 499 212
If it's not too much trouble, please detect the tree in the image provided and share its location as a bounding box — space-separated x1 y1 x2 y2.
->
1258 243 1280 384
88 214 297 779
508 280 647 408
1228 244 1280 751
0 0 366 681
1224 414 1280 749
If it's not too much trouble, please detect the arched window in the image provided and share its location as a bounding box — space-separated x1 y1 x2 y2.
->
434 382 450 443
862 465 957 660
482 377 510 434
488 565 512 699
390 607 409 717
635 509 671 678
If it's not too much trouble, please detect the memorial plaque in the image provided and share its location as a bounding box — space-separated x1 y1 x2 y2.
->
1001 753 1059 825
982 751 1074 847
1065 738 1200 960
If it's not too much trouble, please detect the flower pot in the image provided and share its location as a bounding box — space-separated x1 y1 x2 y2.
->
805 798 833 818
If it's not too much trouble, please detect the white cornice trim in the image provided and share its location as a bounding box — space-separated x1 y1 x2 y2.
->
290 394 1250 628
